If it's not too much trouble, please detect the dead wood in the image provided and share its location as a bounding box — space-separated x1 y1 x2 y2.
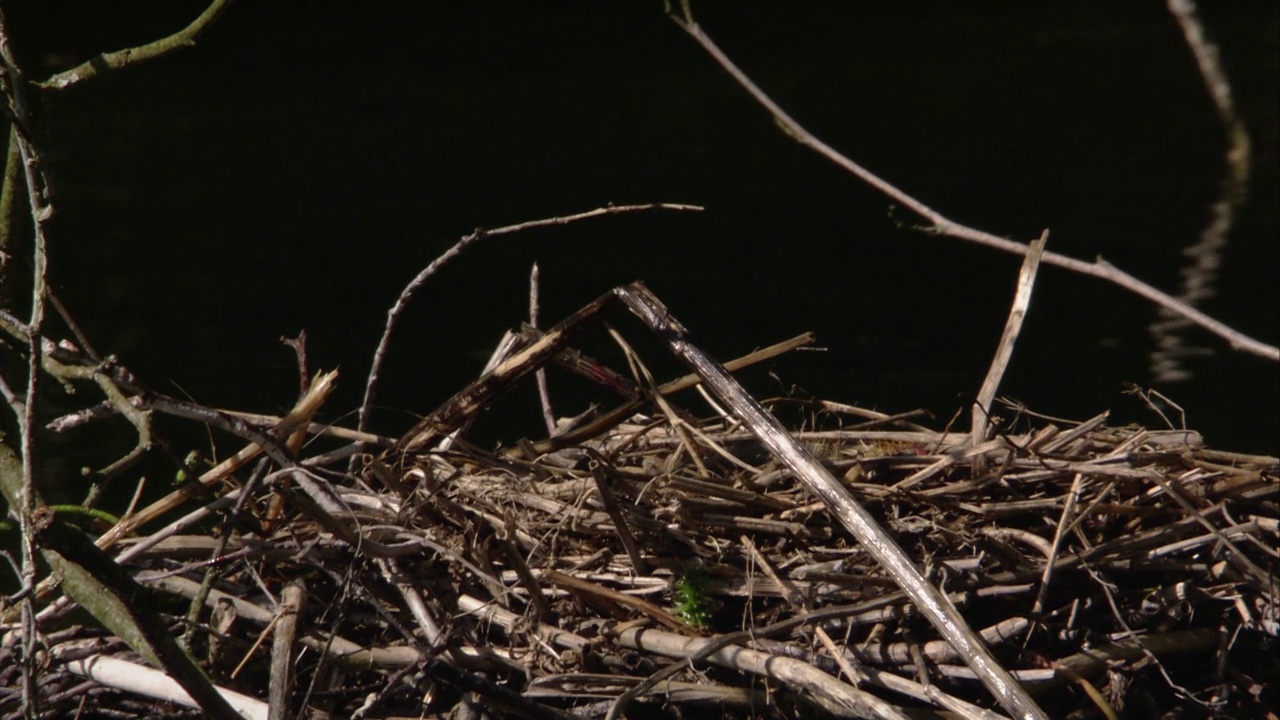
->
3 285 1275 720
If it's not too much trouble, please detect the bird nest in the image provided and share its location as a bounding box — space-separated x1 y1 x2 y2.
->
2 284 1276 720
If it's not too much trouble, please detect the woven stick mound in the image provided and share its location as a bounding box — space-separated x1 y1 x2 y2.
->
11 393 1275 720
368 406 1278 720
2 284 1275 720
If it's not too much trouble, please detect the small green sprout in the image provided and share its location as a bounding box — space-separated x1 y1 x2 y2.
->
673 566 715 629
173 449 206 487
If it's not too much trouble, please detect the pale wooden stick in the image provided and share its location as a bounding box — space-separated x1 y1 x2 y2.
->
268 579 306 720
59 652 267 720
971 231 1048 447
616 282 1047 720
613 624 911 720
531 262 558 436
1032 473 1086 617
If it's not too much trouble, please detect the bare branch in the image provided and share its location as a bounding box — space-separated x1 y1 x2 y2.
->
36 0 236 91
356 202 703 441
43 355 153 485
667 6 1277 362
0 9 56 715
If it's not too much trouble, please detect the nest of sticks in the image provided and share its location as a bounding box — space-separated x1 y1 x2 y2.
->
2 283 1277 720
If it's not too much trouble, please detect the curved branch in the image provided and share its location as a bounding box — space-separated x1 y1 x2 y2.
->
36 0 235 91
667 5 1278 362
356 202 704 439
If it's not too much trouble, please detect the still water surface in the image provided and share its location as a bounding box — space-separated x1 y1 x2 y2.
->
9 3 1276 490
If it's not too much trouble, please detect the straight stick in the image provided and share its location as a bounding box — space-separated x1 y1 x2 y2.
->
615 281 1047 720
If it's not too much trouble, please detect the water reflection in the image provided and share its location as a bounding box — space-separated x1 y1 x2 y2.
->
1149 0 1253 383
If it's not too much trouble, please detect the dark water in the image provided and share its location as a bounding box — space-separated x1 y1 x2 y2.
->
7 2 1277 485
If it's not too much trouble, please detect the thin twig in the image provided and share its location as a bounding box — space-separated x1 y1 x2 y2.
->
42 355 153 482
531 262 557 436
585 449 648 576
1032 473 1086 618
666 3 1277 361
0 11 54 717
356 202 702 444
93 370 337 551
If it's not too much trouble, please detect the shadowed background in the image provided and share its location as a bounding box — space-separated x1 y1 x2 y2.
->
4 2 1276 492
